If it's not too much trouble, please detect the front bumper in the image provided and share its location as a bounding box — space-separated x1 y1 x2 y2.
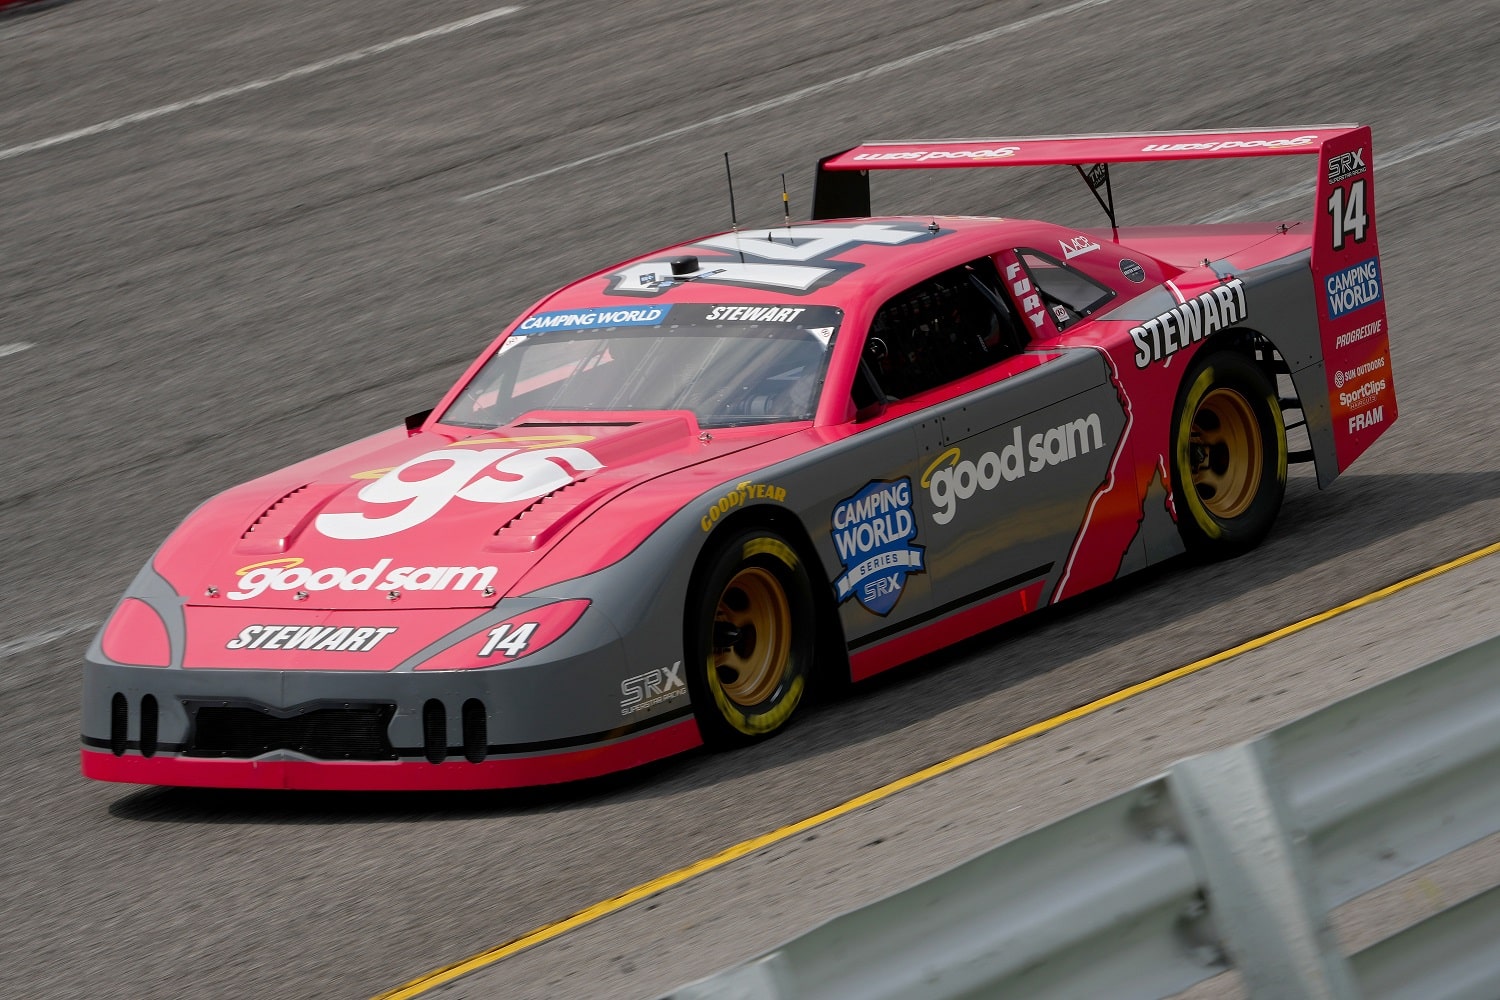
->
80 657 701 791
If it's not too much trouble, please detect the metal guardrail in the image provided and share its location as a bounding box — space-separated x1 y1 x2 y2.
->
663 636 1500 1000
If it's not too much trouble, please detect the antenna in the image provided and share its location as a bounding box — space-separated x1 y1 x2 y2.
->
723 152 739 232
781 172 791 231
724 152 745 262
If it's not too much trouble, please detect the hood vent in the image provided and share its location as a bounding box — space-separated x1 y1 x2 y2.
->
486 474 601 552
236 482 339 555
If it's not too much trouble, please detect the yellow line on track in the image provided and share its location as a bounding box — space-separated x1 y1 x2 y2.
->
374 538 1500 1000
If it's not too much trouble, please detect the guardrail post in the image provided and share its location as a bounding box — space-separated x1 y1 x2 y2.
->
1170 741 1359 1000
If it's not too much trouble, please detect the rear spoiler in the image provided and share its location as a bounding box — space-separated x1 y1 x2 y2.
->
812 125 1393 473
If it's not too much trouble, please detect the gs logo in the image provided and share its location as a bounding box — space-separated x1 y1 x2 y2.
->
316 446 603 540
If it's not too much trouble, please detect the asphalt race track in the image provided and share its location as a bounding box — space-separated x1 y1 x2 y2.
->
2 1 1497 997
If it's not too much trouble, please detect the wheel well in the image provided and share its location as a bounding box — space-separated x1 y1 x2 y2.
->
694 505 850 693
1200 325 1310 467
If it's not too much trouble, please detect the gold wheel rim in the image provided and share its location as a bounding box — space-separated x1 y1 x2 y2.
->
1190 387 1263 519
712 566 792 707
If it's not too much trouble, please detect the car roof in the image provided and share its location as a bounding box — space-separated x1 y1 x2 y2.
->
534 216 1089 316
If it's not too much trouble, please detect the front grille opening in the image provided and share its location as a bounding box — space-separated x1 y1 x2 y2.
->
110 693 128 757
422 699 448 764
461 699 487 764
186 703 397 761
140 695 159 758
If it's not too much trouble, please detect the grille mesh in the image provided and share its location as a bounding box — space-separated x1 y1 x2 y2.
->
187 704 396 761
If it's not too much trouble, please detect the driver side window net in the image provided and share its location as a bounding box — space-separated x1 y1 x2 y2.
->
862 257 1023 402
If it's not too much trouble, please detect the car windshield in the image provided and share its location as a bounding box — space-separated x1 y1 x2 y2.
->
442 304 842 429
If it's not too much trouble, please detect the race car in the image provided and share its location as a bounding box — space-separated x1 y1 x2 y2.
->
82 125 1396 790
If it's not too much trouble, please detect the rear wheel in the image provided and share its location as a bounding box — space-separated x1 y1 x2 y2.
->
1171 349 1287 556
687 529 815 746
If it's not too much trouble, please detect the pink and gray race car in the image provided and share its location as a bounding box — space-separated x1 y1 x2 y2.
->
83 126 1396 790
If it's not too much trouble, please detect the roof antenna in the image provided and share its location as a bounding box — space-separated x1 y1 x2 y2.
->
723 152 745 261
781 172 792 233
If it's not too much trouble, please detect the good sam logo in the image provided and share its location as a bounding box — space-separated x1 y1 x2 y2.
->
831 479 925 616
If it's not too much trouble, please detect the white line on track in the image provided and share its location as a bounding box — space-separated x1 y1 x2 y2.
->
1198 116 1500 223
458 0 1121 201
0 341 35 358
0 620 99 662
0 6 522 165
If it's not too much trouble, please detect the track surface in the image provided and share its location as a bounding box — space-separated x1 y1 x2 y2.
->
1 1 1496 997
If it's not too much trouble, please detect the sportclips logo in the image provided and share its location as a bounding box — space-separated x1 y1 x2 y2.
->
1131 279 1247 368
228 557 498 601
831 479 925 616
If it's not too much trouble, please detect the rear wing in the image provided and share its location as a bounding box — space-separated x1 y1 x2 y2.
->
812 125 1394 474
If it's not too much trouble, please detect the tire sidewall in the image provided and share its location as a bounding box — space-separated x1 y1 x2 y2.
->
1171 349 1288 554
687 529 815 745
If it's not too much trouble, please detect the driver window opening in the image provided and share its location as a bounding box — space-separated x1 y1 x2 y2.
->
859 257 1024 404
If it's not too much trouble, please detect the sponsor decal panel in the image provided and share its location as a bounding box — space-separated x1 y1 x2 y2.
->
831 479 925 616
1059 235 1100 260
1334 317 1383 351
1130 278 1248 368
1119 259 1146 283
229 557 498 601
515 306 671 333
1349 406 1385 433
1002 260 1050 332
1326 148 1367 184
1141 135 1317 153
701 480 788 531
226 624 397 652
620 661 686 716
316 446 603 540
922 413 1105 525
1324 257 1382 319
849 146 1019 162
1332 354 1386 391
704 305 806 323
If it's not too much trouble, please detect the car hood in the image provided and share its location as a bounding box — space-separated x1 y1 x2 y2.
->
160 414 790 611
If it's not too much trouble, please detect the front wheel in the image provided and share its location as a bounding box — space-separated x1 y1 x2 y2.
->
1171 349 1288 556
687 529 815 746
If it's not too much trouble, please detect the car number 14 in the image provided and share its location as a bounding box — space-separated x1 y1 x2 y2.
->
479 622 537 658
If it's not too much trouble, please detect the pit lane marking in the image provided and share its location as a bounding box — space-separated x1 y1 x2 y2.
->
373 537 1500 999
1197 115 1500 223
458 0 1121 201
0 6 522 164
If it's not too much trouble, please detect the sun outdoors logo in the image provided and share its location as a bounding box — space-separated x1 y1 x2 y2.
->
831 479 925 616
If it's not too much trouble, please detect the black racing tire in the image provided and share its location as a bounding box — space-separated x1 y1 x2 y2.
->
686 528 816 747
1170 349 1288 557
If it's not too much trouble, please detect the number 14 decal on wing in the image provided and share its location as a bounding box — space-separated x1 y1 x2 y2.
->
606 222 944 296
1327 179 1369 251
